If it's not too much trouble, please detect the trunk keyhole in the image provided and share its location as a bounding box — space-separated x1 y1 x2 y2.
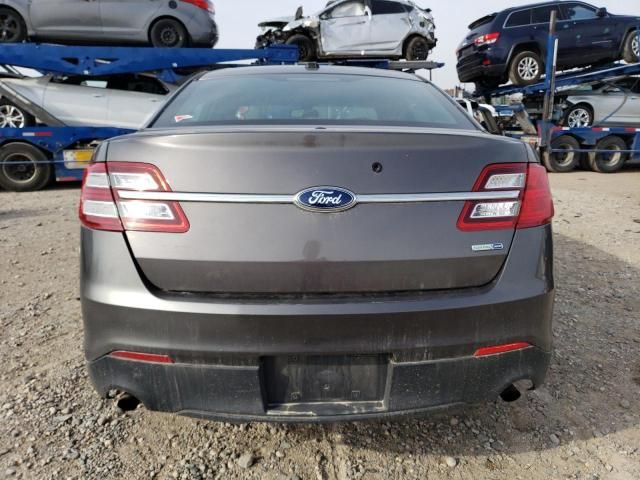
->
372 162 383 174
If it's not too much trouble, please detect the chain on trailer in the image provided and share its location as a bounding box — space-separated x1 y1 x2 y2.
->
476 18 640 174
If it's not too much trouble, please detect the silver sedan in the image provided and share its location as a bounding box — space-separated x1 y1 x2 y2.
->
0 0 218 47
0 73 176 129
564 77 640 128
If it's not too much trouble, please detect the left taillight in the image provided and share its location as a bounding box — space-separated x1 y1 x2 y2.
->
457 163 554 232
474 32 500 47
79 162 189 234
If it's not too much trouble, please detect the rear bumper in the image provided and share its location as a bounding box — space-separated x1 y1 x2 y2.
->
457 49 508 83
81 225 554 421
89 347 549 422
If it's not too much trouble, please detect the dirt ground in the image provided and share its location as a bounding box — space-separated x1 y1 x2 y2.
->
1 167 639 480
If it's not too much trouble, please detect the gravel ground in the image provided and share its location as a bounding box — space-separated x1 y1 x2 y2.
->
1 168 639 480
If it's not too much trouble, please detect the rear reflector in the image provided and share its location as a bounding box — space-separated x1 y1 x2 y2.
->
474 342 532 357
79 162 190 233
110 351 174 364
457 163 554 231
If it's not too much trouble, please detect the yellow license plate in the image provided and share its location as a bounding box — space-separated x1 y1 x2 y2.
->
63 149 95 169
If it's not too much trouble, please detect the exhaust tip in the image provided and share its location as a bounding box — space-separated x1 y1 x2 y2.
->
499 384 522 403
115 392 141 412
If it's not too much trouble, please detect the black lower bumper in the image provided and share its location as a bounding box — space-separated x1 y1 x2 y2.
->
89 347 550 422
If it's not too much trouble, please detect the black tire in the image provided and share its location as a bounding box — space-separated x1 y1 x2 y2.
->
564 104 593 128
508 51 543 86
285 34 316 62
0 7 27 43
149 18 189 48
404 36 430 61
622 30 639 64
588 136 627 173
0 143 52 192
0 101 35 128
545 135 580 173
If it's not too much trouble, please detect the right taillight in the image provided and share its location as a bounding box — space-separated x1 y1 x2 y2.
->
457 163 554 232
79 162 189 233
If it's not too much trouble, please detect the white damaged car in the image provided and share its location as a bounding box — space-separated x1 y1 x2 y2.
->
256 0 436 62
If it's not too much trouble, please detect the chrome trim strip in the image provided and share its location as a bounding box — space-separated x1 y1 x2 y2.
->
117 190 521 203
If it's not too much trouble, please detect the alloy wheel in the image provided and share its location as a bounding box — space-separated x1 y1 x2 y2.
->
0 104 26 128
567 108 592 128
633 36 639 58
517 57 539 81
1 153 36 184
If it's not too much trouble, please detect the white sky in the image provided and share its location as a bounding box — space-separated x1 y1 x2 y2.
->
214 0 640 88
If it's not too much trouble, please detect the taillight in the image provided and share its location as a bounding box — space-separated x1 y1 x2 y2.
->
79 162 190 233
180 0 214 13
474 32 500 47
457 163 553 231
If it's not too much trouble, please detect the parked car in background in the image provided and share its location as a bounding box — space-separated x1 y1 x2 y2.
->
455 97 501 134
562 76 640 127
256 0 437 62
457 1 640 90
80 64 554 422
0 73 176 129
0 0 218 48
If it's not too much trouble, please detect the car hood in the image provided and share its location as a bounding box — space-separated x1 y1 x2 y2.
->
258 16 294 29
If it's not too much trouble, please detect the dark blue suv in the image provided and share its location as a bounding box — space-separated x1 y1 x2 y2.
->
456 1 640 89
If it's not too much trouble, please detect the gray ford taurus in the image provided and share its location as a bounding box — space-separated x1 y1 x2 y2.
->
80 65 555 422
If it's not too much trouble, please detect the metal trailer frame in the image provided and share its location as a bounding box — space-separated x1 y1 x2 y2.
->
480 21 640 173
0 44 299 189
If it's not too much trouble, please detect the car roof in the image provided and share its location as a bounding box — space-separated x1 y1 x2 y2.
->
498 0 590 14
198 64 426 82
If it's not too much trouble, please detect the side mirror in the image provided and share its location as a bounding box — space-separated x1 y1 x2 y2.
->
596 7 607 18
295 6 304 20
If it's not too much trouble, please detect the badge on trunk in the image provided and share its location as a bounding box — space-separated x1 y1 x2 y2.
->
294 187 357 213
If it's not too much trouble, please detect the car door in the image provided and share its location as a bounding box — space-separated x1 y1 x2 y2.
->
611 78 640 125
368 0 410 52
99 0 162 38
558 3 610 65
319 0 371 54
105 75 170 128
29 0 102 40
527 5 576 67
43 77 110 126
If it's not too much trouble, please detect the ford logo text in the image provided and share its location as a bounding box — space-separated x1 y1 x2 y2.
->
294 187 357 213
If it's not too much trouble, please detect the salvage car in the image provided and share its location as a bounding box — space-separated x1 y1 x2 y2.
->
256 0 437 62
0 0 218 48
0 73 176 129
563 77 640 127
457 1 640 90
80 64 555 422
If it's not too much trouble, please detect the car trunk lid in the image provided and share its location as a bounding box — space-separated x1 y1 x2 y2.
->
107 127 527 294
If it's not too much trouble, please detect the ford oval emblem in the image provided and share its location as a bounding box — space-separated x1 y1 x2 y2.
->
294 186 357 213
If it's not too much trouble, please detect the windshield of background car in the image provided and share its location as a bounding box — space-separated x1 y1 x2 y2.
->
151 73 477 130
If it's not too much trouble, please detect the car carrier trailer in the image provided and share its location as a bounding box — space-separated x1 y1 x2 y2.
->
477 14 640 174
0 44 299 191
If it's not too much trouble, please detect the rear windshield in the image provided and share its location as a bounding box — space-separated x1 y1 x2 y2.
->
150 73 476 130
